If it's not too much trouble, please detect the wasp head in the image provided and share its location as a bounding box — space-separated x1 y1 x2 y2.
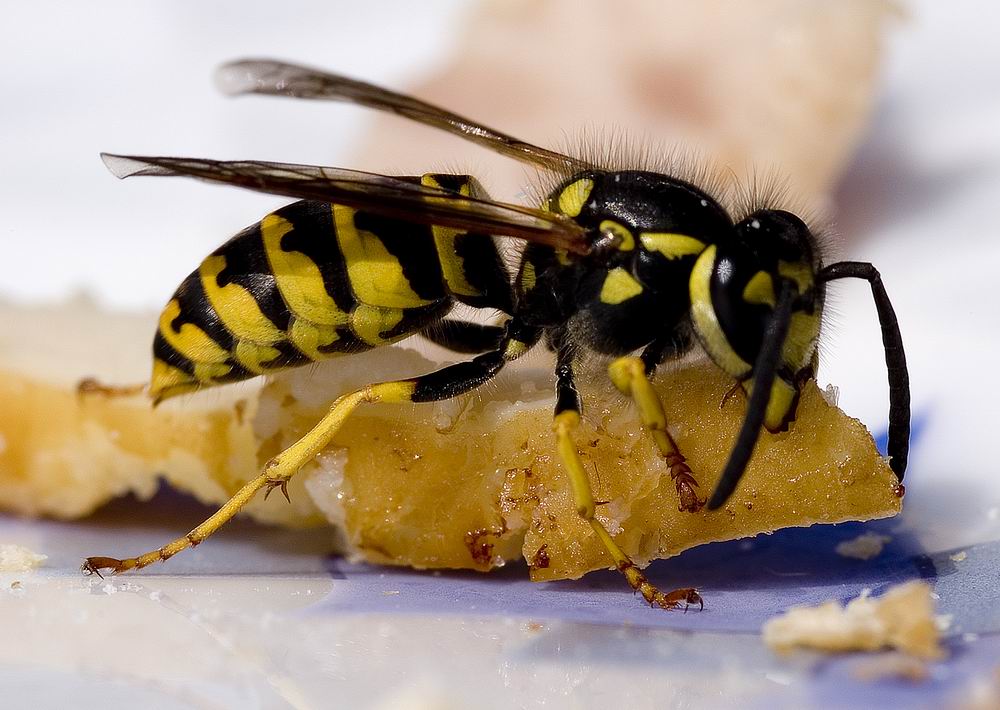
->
689 209 824 432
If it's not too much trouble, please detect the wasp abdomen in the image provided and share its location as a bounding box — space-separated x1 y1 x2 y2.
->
150 182 505 402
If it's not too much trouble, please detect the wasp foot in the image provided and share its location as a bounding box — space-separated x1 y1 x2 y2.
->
620 561 703 611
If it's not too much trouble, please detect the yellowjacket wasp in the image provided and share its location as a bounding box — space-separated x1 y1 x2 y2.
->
83 59 909 610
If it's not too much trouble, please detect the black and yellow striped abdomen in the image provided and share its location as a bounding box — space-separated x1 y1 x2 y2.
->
151 174 510 402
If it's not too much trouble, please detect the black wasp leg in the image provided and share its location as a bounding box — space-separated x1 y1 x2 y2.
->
421 320 507 355
551 340 702 610
409 320 540 402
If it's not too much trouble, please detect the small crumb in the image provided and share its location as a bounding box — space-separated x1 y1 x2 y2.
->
763 580 944 659
525 621 544 632
0 544 47 571
963 633 979 643
950 551 968 562
101 582 118 595
836 532 892 560
382 590 400 596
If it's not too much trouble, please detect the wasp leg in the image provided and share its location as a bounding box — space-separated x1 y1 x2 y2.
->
553 354 702 611
421 319 506 354
82 330 537 576
607 356 705 513
76 377 147 399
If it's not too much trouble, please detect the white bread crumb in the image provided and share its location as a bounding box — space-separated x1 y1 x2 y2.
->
836 531 892 560
763 581 944 659
0 544 47 572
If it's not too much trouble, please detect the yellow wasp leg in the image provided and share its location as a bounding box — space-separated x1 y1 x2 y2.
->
607 356 705 512
82 381 415 576
553 410 702 611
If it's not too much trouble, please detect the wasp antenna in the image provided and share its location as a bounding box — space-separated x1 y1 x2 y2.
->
706 282 795 510
817 262 910 480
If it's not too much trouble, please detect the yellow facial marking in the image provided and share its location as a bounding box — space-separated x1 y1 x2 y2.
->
556 178 594 217
199 255 284 345
742 270 776 307
157 299 230 364
261 212 349 327
599 267 643 305
351 304 405 346
689 246 752 378
639 232 705 260
778 260 813 294
600 220 635 251
289 317 339 361
334 204 434 309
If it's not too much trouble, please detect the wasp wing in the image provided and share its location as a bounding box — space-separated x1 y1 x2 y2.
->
215 59 590 175
102 154 590 254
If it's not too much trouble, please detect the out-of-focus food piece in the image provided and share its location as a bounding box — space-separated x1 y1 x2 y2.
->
353 0 898 203
836 531 893 560
0 544 47 572
1 297 900 580
0 298 318 527
762 581 944 659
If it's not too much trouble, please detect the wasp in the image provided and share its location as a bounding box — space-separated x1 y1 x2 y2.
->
82 59 910 609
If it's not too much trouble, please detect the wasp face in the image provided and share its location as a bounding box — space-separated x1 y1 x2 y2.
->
689 209 824 432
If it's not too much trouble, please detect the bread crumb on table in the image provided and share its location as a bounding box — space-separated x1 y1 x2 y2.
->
835 531 892 560
763 581 944 660
0 544 47 572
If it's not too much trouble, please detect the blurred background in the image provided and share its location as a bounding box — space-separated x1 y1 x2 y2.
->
2 1 1000 707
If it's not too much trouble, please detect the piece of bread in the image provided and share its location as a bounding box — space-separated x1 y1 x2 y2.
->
763 581 944 660
0 297 900 579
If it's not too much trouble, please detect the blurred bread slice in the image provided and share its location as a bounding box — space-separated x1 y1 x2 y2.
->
352 0 899 204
